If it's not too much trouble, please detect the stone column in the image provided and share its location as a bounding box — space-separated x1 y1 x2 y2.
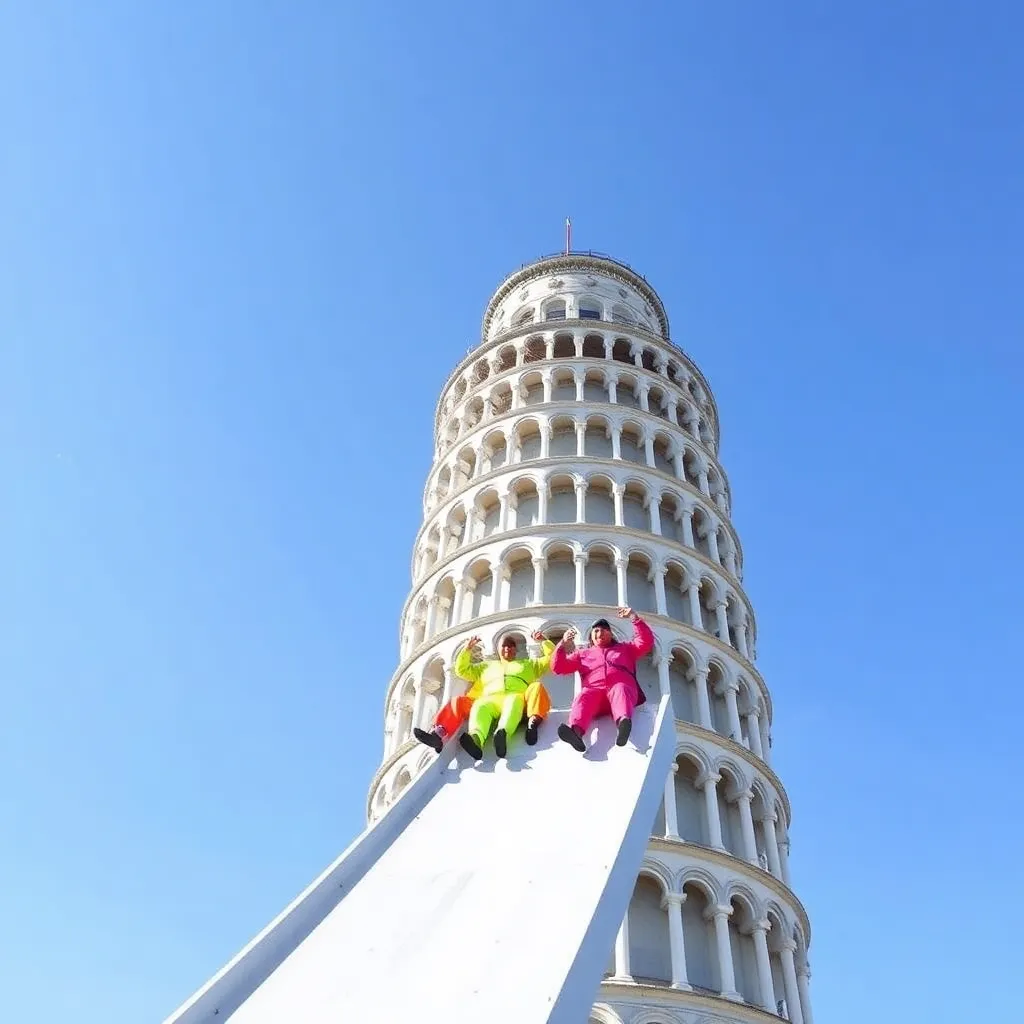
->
425 596 440 638
497 566 511 613
663 763 680 839
663 892 691 989
746 708 764 759
537 485 549 525
615 556 629 607
644 434 655 468
693 665 713 729
698 771 725 850
532 556 546 605
611 425 622 460
779 941 805 1024
639 383 651 413
681 507 695 547
653 568 667 616
724 546 737 576
542 372 553 404
540 425 551 460
498 492 511 532
698 465 710 496
575 421 586 457
708 905 741 1000
412 683 428 733
607 377 618 404
612 483 624 526
575 479 587 522
656 655 671 699
736 789 759 864
797 963 814 1024
648 496 662 535
715 599 730 645
761 812 782 878
736 621 750 659
612 914 632 980
575 374 585 402
749 920 777 1011
707 525 721 563
687 581 703 629
780 836 792 886
723 681 743 741
574 553 587 604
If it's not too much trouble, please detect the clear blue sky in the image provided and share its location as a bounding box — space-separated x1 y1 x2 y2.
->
3 3 1022 1021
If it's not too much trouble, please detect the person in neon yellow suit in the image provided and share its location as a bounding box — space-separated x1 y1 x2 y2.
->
452 631 555 761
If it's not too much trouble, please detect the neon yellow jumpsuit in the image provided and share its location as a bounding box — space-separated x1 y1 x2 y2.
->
454 640 555 749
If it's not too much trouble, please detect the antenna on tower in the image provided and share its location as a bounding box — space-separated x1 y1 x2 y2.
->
565 217 572 254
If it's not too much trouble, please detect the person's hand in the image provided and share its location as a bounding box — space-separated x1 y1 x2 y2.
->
562 626 578 645
465 635 482 651
531 630 546 642
617 606 636 620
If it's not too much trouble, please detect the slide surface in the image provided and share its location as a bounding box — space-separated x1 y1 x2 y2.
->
165 698 674 1024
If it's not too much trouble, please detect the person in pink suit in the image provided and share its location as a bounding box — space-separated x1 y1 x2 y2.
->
550 606 655 753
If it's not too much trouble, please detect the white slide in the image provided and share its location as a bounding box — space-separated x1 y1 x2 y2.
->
164 697 675 1024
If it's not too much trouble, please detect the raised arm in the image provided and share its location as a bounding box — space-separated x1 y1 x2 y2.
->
551 628 583 675
526 633 556 680
618 606 654 657
453 637 487 683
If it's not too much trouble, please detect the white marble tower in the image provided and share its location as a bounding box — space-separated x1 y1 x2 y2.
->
367 252 814 1024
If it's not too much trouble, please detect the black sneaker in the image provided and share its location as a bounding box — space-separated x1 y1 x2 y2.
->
494 728 507 759
615 717 632 747
413 727 443 754
525 716 541 746
459 732 483 761
558 723 586 753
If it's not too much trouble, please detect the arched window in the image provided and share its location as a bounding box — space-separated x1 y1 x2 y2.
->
544 299 567 321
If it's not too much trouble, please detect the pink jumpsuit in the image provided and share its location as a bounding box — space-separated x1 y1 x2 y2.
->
551 617 655 730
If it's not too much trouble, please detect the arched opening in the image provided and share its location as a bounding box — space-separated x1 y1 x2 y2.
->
549 415 577 458
393 767 413 802
493 345 517 373
579 298 602 320
583 416 613 459
542 543 577 607
729 896 760 1006
453 445 477 489
537 621 576 708
467 559 494 619
521 369 545 406
626 552 656 615
464 395 485 431
432 579 456 638
611 306 635 326
620 421 645 464
481 429 507 474
767 910 789 1014
505 547 536 610
543 298 567 322
514 419 543 462
584 544 618 606
616 373 641 409
420 657 445 729
717 766 746 860
611 337 633 363
488 381 513 419
522 335 546 364
658 492 684 545
652 432 675 475
626 875 671 985
664 562 691 626
550 368 576 403
674 755 706 844
681 881 716 992
648 384 668 420
548 473 577 523
583 368 608 403
697 579 718 634
582 333 605 359
640 347 658 372
707 658 730 736
475 487 502 539
513 307 534 327
511 477 540 529
621 480 649 531
682 447 702 490
668 646 696 722
552 332 575 359
584 474 616 525
436 465 453 502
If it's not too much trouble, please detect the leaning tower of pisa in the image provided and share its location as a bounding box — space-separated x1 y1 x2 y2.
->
366 251 815 1024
